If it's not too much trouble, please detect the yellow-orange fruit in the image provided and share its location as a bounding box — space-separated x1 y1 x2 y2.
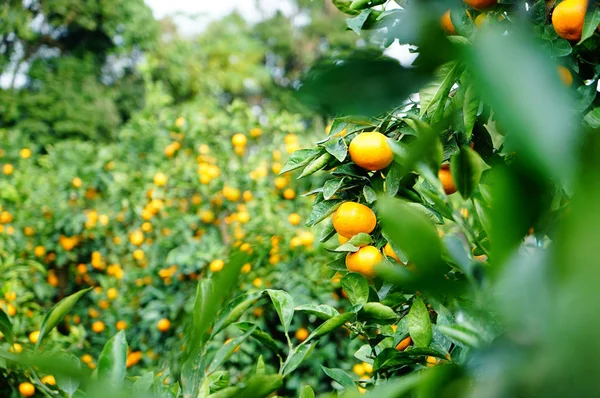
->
349 132 394 171
346 245 382 279
552 0 587 41
332 202 377 238
438 164 457 195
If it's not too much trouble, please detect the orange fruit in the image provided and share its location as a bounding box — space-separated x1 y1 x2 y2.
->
396 336 412 351
338 234 350 245
332 202 377 238
557 65 573 86
209 259 224 272
28 330 40 344
41 375 56 385
157 318 171 332
552 0 587 41
288 213 301 226
464 0 497 10
91 321 105 333
116 320 127 331
383 242 401 263
441 10 457 35
295 327 309 341
19 382 35 397
346 245 382 279
153 172 168 187
283 188 296 200
349 132 394 171
438 164 457 195
231 134 247 146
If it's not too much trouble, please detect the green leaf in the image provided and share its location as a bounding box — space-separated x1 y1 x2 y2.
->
37 287 92 350
256 355 265 375
282 343 317 376
295 304 340 320
305 199 343 227
325 137 348 162
299 385 316 398
0 309 13 343
450 145 483 199
236 374 283 398
584 107 600 128
363 185 377 203
462 82 479 138
407 298 432 348
299 152 333 178
281 149 320 174
235 322 284 356
55 354 81 397
578 7 600 45
385 162 403 197
349 233 373 247
97 330 128 387
323 178 346 200
341 273 369 305
322 366 357 391
469 28 576 188
197 378 210 398
207 325 256 373
306 312 355 343
212 292 260 337
266 290 295 333
419 61 463 122
207 370 229 390
436 324 480 348
361 302 399 324
182 254 245 398
346 9 372 34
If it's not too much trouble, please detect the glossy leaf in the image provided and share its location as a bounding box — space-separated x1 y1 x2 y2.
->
37 287 92 350
282 343 317 376
450 145 483 199
322 366 357 391
267 290 295 333
341 273 369 305
55 354 81 397
323 178 346 200
97 330 128 387
361 302 399 323
295 304 340 320
306 312 355 343
578 7 600 45
407 298 432 348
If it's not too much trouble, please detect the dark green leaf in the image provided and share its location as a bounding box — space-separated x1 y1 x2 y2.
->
299 152 333 178
235 322 283 356
450 145 483 199
578 7 600 45
0 309 13 343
